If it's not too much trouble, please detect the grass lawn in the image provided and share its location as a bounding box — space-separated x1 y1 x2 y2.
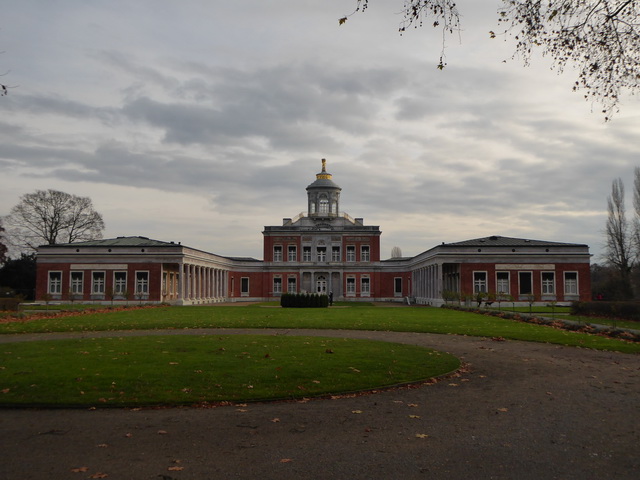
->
1 304 638 353
1 304 638 407
0 334 459 407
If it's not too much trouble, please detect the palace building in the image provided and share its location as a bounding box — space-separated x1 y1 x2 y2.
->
35 160 592 305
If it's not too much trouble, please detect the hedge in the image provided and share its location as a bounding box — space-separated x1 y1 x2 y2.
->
571 301 640 322
280 293 329 308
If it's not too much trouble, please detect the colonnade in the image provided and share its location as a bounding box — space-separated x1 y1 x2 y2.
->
412 263 441 304
180 263 227 304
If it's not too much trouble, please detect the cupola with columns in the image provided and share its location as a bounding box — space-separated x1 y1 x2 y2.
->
306 158 341 219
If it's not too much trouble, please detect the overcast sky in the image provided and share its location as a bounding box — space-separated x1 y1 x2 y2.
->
1 0 638 261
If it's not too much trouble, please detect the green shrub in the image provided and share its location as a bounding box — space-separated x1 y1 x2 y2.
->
280 293 329 308
0 296 22 312
571 301 640 321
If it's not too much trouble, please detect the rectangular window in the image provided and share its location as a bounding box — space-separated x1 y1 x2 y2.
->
288 245 297 262
564 272 578 295
332 246 341 262
394 277 403 296
303 246 312 262
48 271 62 294
316 247 326 262
241 277 249 296
473 271 487 293
162 272 168 295
361 277 370 296
273 245 283 262
287 277 297 293
519 272 533 295
135 271 149 295
114 271 127 295
273 277 282 293
346 246 356 262
70 271 83 295
92 271 105 294
346 277 356 295
542 272 555 295
496 272 509 295
361 245 370 262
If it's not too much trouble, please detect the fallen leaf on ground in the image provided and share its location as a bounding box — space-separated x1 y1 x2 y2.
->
409 415 421 419
407 403 418 407
497 407 508 412
168 466 184 471
271 418 281 423
70 467 89 473
280 458 293 463
352 410 363 414
89 473 108 479
157 430 168 435
415 433 429 439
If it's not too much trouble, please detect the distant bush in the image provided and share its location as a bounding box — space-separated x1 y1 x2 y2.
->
571 301 640 321
280 293 329 308
0 297 22 312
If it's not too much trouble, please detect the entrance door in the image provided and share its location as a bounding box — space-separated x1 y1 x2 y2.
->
316 275 327 294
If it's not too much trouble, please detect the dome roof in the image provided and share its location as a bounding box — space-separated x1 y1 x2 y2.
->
306 158 341 191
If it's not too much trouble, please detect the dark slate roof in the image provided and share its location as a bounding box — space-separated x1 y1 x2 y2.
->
442 235 587 248
41 236 180 248
225 256 263 262
306 177 341 190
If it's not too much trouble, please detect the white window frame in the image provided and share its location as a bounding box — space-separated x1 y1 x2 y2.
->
316 246 326 262
319 198 329 214
361 276 370 296
241 277 250 296
346 245 356 262
114 271 127 295
541 271 555 295
302 246 312 262
346 276 356 296
496 271 510 295
473 271 487 293
331 246 341 262
92 271 106 295
287 277 297 293
273 245 283 262
361 245 370 262
287 245 297 262
394 277 403 297
135 271 149 295
70 271 84 295
273 276 282 294
518 271 533 296
564 272 578 296
48 271 62 295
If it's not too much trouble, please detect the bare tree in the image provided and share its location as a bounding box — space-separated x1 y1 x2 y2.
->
4 189 105 252
633 167 640 260
0 218 8 264
391 246 403 258
605 178 634 287
342 1 640 119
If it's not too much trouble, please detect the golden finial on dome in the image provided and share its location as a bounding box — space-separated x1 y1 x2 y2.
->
317 158 331 179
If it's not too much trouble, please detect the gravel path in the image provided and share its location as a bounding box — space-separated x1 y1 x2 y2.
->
1 328 638 480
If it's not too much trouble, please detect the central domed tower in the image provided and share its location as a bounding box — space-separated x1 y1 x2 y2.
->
306 159 341 219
